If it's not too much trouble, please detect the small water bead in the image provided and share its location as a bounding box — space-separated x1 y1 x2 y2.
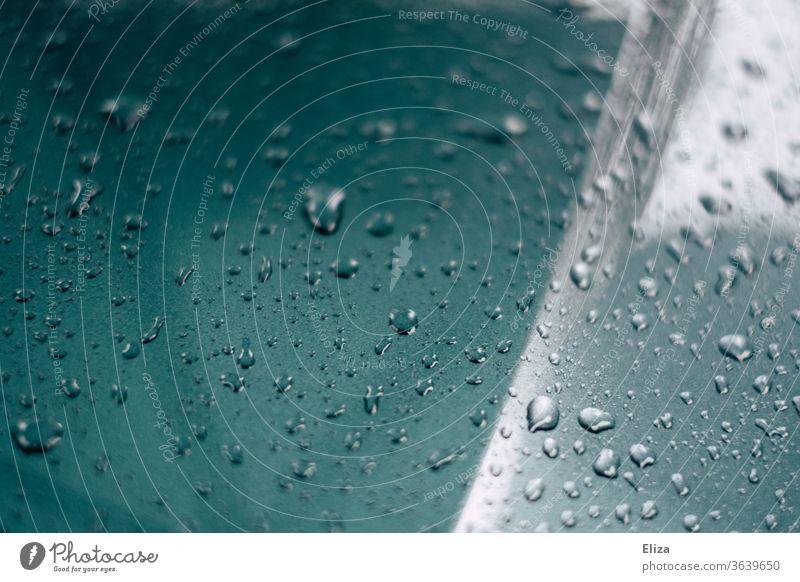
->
141 317 165 344
274 375 293 393
658 412 673 429
121 342 140 359
496 339 512 353
615 503 631 525
237 339 255 369
13 416 64 453
563 480 580 498
484 306 503 320
364 385 383 414
331 257 359 278
304 185 345 234
561 510 577 528
470 409 487 428
464 345 487 364
422 353 438 368
764 168 800 203
631 313 648 331
366 212 395 237
592 448 620 478
542 437 559 458
683 514 700 532
523 478 544 501
222 443 244 464
573 440 586 455
641 500 658 519
629 444 656 468
578 407 615 433
638 277 657 297
375 337 392 356
221 373 245 393
752 375 770 395
61 378 81 398
389 308 418 334
570 261 592 289
548 352 561 365
258 256 273 283
19 393 36 408
765 514 779 531
714 375 729 394
14 289 34 303
718 334 753 362
440 259 459 276
526 395 560 432
415 379 434 396
671 473 690 496
517 289 536 312
111 384 128 404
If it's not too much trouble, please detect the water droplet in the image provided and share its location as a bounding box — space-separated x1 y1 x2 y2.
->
496 339 512 353
570 261 592 289
615 503 631 525
718 334 753 362
464 345 487 363
13 417 63 453
237 338 255 369
366 212 395 237
222 443 244 464
764 168 800 203
331 257 359 278
121 342 140 359
748 374 769 396
671 473 690 496
305 185 345 234
60 378 81 398
543 437 559 458
592 448 620 478
415 379 434 396
274 375 293 393
104 380 126 403
638 277 657 297
389 308 418 334
375 336 392 356
578 407 615 433
629 443 656 468
141 316 165 344
561 510 577 528
523 478 544 501
526 395 560 432
364 385 383 414
641 500 658 519
258 256 273 283
422 353 438 368
683 514 700 532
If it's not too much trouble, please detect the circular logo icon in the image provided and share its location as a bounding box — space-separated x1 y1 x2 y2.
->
20 542 46 570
